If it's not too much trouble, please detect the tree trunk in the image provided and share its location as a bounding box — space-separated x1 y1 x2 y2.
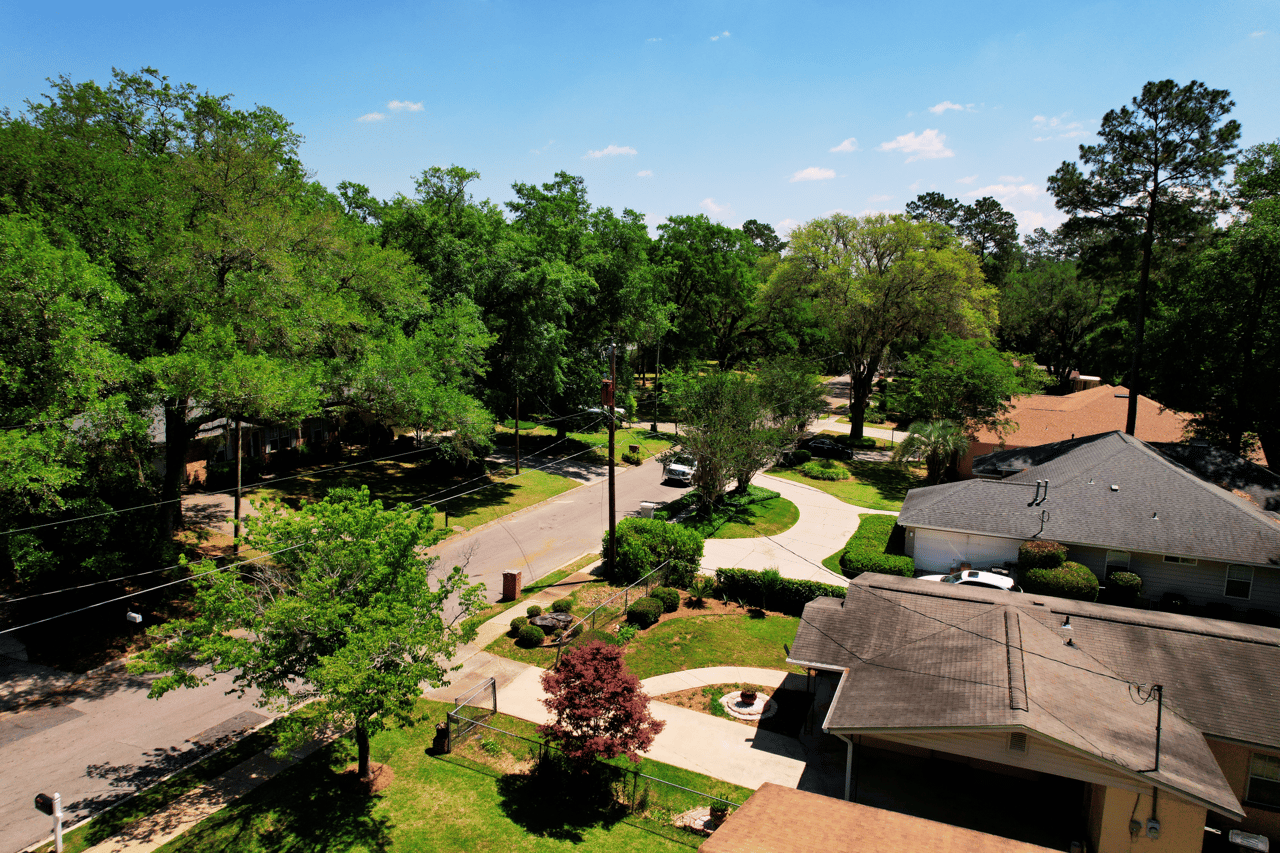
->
1125 205 1158 435
233 417 242 556
847 363 875 442
356 723 371 781
1258 428 1280 472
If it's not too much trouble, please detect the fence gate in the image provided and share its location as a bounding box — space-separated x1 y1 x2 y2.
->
444 677 497 753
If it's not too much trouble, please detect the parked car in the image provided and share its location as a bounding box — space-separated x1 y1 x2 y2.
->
663 453 697 484
920 569 1020 592
805 437 852 459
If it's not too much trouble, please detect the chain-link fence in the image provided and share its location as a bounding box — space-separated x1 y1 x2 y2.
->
443 677 497 753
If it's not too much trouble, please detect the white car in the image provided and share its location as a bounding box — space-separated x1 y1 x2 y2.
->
663 455 697 484
921 569 1019 591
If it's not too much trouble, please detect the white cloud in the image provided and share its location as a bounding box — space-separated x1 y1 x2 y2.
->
868 194 892 203
637 170 653 177
387 100 423 112
585 144 638 158
908 180 923 191
956 175 978 184
829 137 859 153
776 218 799 238
791 166 836 182
357 112 385 123
646 37 662 42
1031 113 1086 141
929 100 964 114
877 129 953 162
700 198 733 217
531 140 556 155
710 30 730 40
1016 210 1052 230
998 175 1024 183
1250 30 1266 37
965 183 1040 203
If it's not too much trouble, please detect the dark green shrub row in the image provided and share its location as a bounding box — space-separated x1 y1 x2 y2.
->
1022 561 1099 602
840 514 915 580
850 436 879 448
1018 540 1067 570
714 568 847 617
785 449 812 466
863 410 886 424
621 451 644 466
651 587 680 613
516 624 546 647
800 460 850 481
1101 571 1142 606
627 596 664 627
550 598 572 613
607 517 705 587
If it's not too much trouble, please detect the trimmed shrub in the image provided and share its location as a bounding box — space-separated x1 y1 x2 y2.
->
550 598 573 614
526 604 543 618
608 517 705 586
840 514 915 580
627 596 664 628
651 587 680 613
800 460 851 481
621 451 644 466
509 616 529 633
517 624 546 647
1017 540 1067 571
1022 561 1099 602
788 449 812 466
714 568 847 617
1103 571 1142 607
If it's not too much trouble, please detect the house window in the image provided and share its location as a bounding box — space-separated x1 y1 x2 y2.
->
1163 555 1198 566
1226 565 1254 600
1247 753 1280 808
1105 550 1130 579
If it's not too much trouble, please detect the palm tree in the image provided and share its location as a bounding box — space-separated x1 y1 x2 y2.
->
892 419 968 484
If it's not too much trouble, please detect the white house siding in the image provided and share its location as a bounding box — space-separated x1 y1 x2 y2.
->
910 528 1021 573
874 729 1149 795
1067 546 1280 612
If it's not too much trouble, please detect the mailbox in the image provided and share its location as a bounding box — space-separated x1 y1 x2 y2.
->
34 793 54 816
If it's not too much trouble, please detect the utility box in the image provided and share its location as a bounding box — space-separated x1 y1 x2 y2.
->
639 501 657 519
501 571 522 602
629 444 640 455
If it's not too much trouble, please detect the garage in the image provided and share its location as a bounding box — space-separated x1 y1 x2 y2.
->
910 528 1020 572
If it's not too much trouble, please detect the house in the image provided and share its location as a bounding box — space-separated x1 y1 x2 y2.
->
959 384 1189 477
147 408 337 487
787 573 1280 853
698 783 1058 853
899 431 1280 615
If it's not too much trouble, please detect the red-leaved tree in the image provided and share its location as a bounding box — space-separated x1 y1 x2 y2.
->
538 641 665 766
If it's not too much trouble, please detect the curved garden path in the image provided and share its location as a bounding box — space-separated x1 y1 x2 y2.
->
699 473 897 585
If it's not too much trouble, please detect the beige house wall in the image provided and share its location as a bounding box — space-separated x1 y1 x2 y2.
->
1088 785 1207 853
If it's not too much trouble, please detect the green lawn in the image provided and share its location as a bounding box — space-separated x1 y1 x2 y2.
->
483 580 627 667
623 614 804 679
768 458 923 511
660 485 799 539
492 424 680 467
154 700 745 852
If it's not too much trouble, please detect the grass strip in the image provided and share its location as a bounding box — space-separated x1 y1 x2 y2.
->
460 554 600 637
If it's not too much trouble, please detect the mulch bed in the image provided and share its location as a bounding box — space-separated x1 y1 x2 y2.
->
342 761 395 795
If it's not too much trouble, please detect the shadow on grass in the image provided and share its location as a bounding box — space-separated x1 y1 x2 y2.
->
495 764 628 843
844 459 923 502
162 755 393 852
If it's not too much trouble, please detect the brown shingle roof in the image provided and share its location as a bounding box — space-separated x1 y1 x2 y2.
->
974 385 1188 448
698 783 1059 853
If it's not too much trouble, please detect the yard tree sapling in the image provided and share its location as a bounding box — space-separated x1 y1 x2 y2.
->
130 486 487 784
537 641 665 767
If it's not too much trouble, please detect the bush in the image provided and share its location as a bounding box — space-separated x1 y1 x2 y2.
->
649 586 680 613
568 623 584 638
509 616 529 633
1017 540 1067 570
616 624 639 644
621 451 644 466
1022 561 1099 602
627 597 664 628
527 604 543 618
608 517 705 586
839 514 915 580
851 436 878 448
788 449 812 466
714 568 847 617
687 576 716 602
1103 571 1142 607
863 410 886 425
517 624 547 647
800 460 850 481
551 598 573 613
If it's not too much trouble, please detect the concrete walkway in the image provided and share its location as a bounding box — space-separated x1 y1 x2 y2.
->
700 473 897 585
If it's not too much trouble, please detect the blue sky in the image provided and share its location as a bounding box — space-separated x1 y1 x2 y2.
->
3 0 1277 237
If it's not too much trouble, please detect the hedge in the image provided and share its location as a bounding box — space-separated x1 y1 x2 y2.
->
1102 571 1142 607
516 624 546 647
1022 561 1099 602
627 596 664 628
714 568 847 617
787 449 812 466
621 451 644 466
550 598 573 613
526 604 542 618
607 517 705 586
1018 540 1067 570
800 460 851 481
839 514 915 580
651 587 681 613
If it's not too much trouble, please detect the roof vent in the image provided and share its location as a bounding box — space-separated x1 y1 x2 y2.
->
1110 485 1119 492
1008 732 1028 753
1064 638 1076 647
1152 512 1158 520
1061 616 1071 629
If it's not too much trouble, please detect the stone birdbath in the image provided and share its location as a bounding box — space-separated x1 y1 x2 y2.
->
719 689 777 722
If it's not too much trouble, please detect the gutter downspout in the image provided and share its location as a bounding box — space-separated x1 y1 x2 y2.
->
834 734 859 802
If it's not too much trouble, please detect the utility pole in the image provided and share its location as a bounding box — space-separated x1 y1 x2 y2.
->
514 395 521 475
606 344 617 574
233 417 242 556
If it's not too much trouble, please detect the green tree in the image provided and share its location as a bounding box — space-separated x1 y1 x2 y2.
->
892 419 969 485
741 219 788 254
131 487 486 781
1047 79 1240 435
782 213 996 440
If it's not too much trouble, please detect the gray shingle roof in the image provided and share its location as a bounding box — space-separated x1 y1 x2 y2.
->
789 575 1275 819
903 431 1280 567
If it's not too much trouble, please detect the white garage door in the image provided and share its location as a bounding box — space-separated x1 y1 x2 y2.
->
913 529 1019 572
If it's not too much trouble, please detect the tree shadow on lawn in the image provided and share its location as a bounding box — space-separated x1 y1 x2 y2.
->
164 754 394 852
495 764 629 843
844 459 923 502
